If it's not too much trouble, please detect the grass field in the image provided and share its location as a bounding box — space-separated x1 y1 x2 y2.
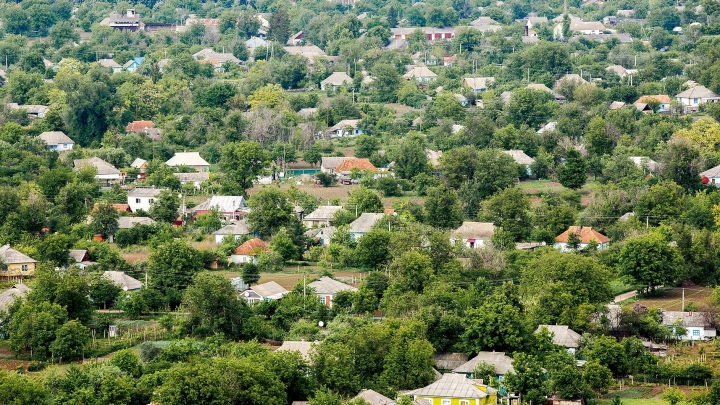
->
597 399 667 405
634 285 715 311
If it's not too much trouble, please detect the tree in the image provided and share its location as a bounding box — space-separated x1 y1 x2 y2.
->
183 273 251 339
424 186 463 229
583 361 613 392
356 229 392 269
242 263 260 286
149 240 204 291
304 144 322 167
219 141 270 195
557 149 588 190
661 137 704 192
37 233 71 267
49 21 79 48
9 301 67 358
392 135 430 179
89 275 121 309
662 387 685 405
618 233 683 293
149 190 180 223
347 187 383 215
480 188 531 241
462 284 526 352
268 9 291 44
50 320 90 362
109 349 143 378
507 88 554 127
0 371 48 404
504 353 546 404
90 203 119 239
154 362 230 405
371 63 401 103
272 228 299 261
355 135 379 158
247 187 293 236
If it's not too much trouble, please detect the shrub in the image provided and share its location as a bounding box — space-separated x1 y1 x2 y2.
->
139 342 163 363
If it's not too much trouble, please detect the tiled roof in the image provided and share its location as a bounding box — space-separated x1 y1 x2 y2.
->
434 352 469 370
126 120 154 132
335 158 377 173
304 226 336 239
308 276 357 295
93 203 132 213
39 131 74 145
407 373 489 398
98 59 122 68
174 172 209 182
555 226 610 244
234 238 267 255
535 325 582 348
328 119 360 132
463 77 494 90
130 158 147 169
450 222 495 241
0 245 37 264
452 352 515 375
701 164 720 178
69 249 89 263
166 152 210 167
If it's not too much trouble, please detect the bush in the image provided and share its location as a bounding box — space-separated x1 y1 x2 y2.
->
139 342 163 363
27 361 46 372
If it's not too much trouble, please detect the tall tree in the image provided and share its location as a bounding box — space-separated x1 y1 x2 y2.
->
247 187 292 236
149 190 181 223
183 273 251 339
557 149 588 190
219 141 270 195
149 240 204 291
268 9 291 44
424 185 463 229
480 188 531 241
90 203 119 239
618 232 683 293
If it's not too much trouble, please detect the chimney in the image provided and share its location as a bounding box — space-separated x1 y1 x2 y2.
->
524 22 530 36
127 9 136 17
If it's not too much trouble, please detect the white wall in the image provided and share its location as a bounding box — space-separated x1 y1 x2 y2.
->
128 196 155 212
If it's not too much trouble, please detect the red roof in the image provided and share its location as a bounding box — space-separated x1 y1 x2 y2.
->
555 226 610 244
234 238 268 255
335 158 378 172
126 121 154 132
93 203 132 213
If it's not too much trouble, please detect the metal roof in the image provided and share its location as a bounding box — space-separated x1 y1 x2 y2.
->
39 131 74 145
103 271 143 291
0 245 37 264
407 373 489 398
166 152 210 167
305 206 344 221
349 213 384 234
308 276 357 295
0 284 30 313
452 352 515 375
535 325 582 348
450 222 495 241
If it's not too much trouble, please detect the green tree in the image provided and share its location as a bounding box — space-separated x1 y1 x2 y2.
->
392 135 430 179
618 232 683 293
504 353 546 404
507 88 554 127
109 349 143 378
149 190 180 223
50 320 90 362
268 9 291 44
272 228 299 261
660 138 704 192
662 387 685 405
304 144 322 167
0 371 48 404
247 187 293 236
557 149 588 190
356 229 392 269
154 362 229 405
480 188 531 241
37 233 72 267
90 203 119 239
462 284 526 352
49 21 79 48
371 63 401 102
183 273 251 339
88 275 121 309
9 301 67 358
583 360 613 392
149 240 204 291
219 141 270 195
242 263 260 286
424 185 463 229
347 187 383 215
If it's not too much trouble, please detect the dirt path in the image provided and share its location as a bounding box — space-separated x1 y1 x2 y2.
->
614 290 638 303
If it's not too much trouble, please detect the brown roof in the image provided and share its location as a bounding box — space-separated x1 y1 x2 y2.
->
555 226 610 244
636 95 671 104
234 238 267 255
93 203 132 213
335 158 378 172
126 120 154 132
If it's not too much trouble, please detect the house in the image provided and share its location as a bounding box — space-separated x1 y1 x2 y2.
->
353 390 395 405
570 20 606 34
554 226 610 251
404 66 437 84
308 276 357 307
69 249 96 270
629 156 658 173
390 27 456 41
503 150 535 175
609 101 626 110
635 95 671 113
443 55 457 67
450 222 495 249
39 131 74 151
6 103 50 119
463 77 495 93
166 152 210 172
407 373 498 405
98 59 123 73
701 164 720 186
527 83 566 102
276 341 314 361
192 48 242 71
103 271 143 291
535 325 583 353
454 94 469 107
0 245 38 277
241 281 288 304
283 44 327 62
73 157 125 185
127 187 163 212
321 157 355 174
245 37 268 54
427 149 443 168
335 158 378 174
349 213 384 240
452 351 515 378
123 57 145 72
321 72 353 91
192 196 248 221
288 31 304 46
606 65 628 78
0 284 30 313
93 203 133 214
327 120 363 138
102 9 142 31
126 120 154 133
174 172 209 188
304 226 336 246
213 221 251 243
675 85 720 113
231 238 267 264
469 17 502 32
304 206 344 227
130 158 148 181
662 311 717 341
118 217 154 229
537 122 558 134
556 73 587 88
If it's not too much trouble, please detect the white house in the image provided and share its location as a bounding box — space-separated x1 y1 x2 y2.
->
231 238 267 264
403 66 437 83
241 281 288 304
554 226 610 251
463 77 495 93
348 213 384 240
676 85 720 113
308 276 357 307
304 206 344 227
535 325 583 354
304 226 336 246
166 152 210 172
701 164 720 186
173 172 209 189
103 271 143 292
39 131 74 151
213 221 251 243
321 71 353 91
127 187 163 212
635 95 672 113
192 196 249 221
73 157 125 185
327 119 362 138
503 150 535 175
662 311 717 341
98 59 123 73
450 222 496 248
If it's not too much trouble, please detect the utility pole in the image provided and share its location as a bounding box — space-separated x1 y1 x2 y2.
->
682 288 685 311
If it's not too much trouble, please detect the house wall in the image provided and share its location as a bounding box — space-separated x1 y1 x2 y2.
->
1 262 36 277
128 196 155 212
554 242 608 252
231 254 258 264
215 233 244 244
49 143 74 151
414 394 497 405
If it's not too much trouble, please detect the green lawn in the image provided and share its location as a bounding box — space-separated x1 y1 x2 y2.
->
597 400 667 405
611 279 638 296
602 387 653 399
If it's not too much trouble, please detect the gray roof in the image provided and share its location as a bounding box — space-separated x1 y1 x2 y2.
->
213 221 251 236
128 187 163 198
407 373 489 398
0 245 37 264
103 271 143 291
349 213 384 234
662 311 712 328
98 59 122 68
322 71 353 86
130 158 147 169
308 276 357 295
192 48 241 64
250 281 288 299
434 352 469 371
305 206 344 222
118 217 154 229
174 172 209 182
39 131 74 145
450 222 495 241
503 150 535 165
166 152 210 167
276 341 314 361
304 226 336 239
353 390 395 405
404 66 437 79
629 156 657 172
0 284 30 313
452 352 515 375
68 249 88 263
701 164 720 178
73 157 121 176
676 85 720 99
321 156 354 170
193 196 248 213
463 77 494 90
535 325 582 348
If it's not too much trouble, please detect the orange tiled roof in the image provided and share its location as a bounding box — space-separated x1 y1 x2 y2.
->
234 238 268 255
335 158 378 172
93 203 132 213
126 120 154 132
555 226 610 244
636 95 671 104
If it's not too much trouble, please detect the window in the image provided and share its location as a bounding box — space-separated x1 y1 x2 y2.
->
21 264 28 272
135 198 141 203
693 329 700 337
460 400 470 405
149 199 154 204
694 98 698 104
441 400 451 405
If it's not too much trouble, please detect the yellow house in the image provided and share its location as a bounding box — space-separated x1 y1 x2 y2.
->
407 373 498 405
0 245 38 278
